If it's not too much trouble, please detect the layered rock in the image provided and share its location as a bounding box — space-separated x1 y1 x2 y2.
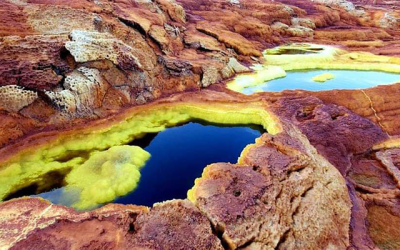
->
0 87 399 249
271 96 388 175
1 0 400 249
345 145 400 249
1 0 400 147
0 198 223 250
0 0 256 140
311 83 400 136
0 98 353 249
189 130 351 249
270 95 400 249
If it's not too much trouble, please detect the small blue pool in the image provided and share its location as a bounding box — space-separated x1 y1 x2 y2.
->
35 121 263 208
116 121 263 206
242 70 400 94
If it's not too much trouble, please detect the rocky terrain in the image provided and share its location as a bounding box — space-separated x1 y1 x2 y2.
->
1 0 400 249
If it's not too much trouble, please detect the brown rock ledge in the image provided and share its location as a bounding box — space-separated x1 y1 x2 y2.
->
0 198 223 250
190 129 351 249
0 120 352 249
1 88 400 249
1 0 400 249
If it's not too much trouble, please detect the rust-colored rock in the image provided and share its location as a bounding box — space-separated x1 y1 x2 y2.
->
1 0 400 144
1 0 400 249
0 198 223 250
0 35 70 90
270 96 388 175
311 83 400 136
128 200 223 250
190 130 351 249
0 197 147 249
196 21 262 57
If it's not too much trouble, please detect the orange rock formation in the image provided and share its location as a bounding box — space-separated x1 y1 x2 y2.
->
1 0 400 249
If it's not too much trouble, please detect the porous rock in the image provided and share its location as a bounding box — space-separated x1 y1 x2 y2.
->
0 198 223 250
190 129 351 249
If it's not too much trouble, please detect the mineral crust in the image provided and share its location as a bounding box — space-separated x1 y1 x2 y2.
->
1 0 400 249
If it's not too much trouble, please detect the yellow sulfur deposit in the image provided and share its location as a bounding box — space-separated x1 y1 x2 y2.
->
227 65 286 92
373 136 400 150
265 43 326 56
0 100 281 207
312 73 335 82
227 43 400 93
65 145 150 210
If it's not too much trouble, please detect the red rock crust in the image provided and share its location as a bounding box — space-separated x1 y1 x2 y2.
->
1 198 222 250
1 0 400 249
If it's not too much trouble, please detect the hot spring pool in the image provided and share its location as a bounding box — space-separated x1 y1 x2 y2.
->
34 121 263 208
241 70 400 94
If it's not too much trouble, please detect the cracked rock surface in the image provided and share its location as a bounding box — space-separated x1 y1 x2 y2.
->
1 0 400 249
2 0 400 147
190 130 351 249
1 198 222 250
0 123 352 249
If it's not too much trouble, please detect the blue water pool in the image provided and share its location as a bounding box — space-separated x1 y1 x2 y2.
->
242 70 400 94
34 121 263 208
116 121 263 206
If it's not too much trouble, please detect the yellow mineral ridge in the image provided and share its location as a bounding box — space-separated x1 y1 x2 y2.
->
227 65 286 92
65 145 150 210
0 98 282 209
227 43 400 93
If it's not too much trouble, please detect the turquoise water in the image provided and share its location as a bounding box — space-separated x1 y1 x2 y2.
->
34 121 263 208
242 70 400 94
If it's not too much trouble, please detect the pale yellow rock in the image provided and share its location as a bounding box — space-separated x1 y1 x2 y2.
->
65 30 142 69
312 73 335 83
227 66 286 92
229 43 400 93
0 85 38 112
45 67 108 117
25 5 96 34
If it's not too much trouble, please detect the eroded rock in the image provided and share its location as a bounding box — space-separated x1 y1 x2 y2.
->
0 85 38 113
65 30 142 71
128 200 223 250
196 21 262 57
0 198 148 249
0 0 400 249
0 198 223 250
271 96 388 175
189 129 351 249
0 35 70 90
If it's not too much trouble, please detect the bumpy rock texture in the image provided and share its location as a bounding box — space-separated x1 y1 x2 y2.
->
2 0 400 146
0 111 352 249
0 198 223 250
190 129 351 249
1 0 400 250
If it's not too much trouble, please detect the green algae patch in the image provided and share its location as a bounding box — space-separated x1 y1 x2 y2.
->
65 145 150 210
0 100 280 207
312 73 335 83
